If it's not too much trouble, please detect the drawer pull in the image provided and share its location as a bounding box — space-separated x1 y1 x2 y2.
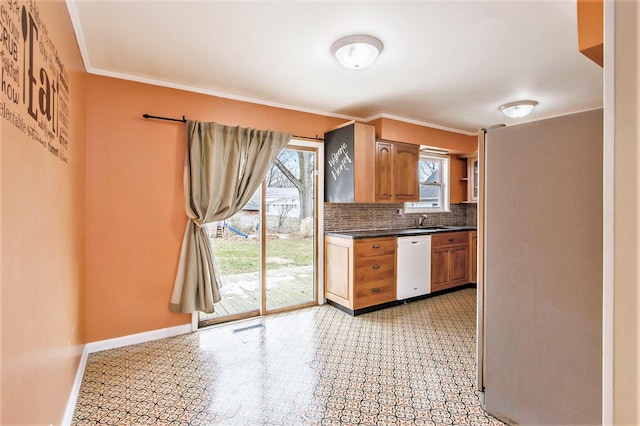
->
372 265 381 270
372 244 381 249
371 288 381 293
448 238 455 243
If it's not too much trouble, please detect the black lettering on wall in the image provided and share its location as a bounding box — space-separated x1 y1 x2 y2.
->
1 0 69 163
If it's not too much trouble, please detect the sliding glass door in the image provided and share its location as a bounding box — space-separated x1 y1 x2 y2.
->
199 142 318 326
264 147 317 312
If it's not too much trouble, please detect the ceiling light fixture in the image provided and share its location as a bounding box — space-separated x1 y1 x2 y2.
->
331 35 384 69
499 100 538 118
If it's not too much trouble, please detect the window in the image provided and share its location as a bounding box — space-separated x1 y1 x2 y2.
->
405 154 450 213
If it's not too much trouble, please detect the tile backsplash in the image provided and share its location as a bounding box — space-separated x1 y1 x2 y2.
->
324 202 477 232
466 203 477 227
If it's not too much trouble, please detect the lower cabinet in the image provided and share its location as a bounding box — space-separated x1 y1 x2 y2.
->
324 230 477 314
431 232 469 292
470 230 478 283
325 236 397 312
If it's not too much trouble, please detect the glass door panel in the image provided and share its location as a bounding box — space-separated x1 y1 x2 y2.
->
199 189 261 325
264 147 317 311
199 142 319 326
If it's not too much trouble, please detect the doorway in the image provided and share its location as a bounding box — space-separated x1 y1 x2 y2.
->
199 141 320 326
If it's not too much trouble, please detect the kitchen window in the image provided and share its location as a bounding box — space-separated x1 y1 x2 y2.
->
404 154 450 213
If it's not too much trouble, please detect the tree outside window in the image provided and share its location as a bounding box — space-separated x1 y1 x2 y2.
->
405 154 450 213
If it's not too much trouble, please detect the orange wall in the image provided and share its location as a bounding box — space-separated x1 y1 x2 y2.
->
368 117 477 153
1 1 87 424
367 117 476 203
84 79 480 342
84 75 345 342
367 117 477 203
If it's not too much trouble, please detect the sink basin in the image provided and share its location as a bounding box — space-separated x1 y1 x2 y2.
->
396 229 433 235
396 226 459 235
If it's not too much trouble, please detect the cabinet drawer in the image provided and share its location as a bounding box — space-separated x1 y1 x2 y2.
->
354 276 395 309
354 251 396 310
354 254 395 283
431 232 469 247
354 237 396 256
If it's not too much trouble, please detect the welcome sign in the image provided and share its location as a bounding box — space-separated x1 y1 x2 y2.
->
324 124 355 203
1 0 70 163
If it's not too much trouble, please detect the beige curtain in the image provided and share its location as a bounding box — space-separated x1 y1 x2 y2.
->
170 121 291 314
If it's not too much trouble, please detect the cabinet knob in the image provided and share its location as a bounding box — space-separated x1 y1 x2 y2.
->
372 265 381 269
372 244 381 249
448 238 455 243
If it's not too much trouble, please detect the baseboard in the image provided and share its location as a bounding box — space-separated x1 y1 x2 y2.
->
85 323 193 353
62 344 89 426
63 323 193 425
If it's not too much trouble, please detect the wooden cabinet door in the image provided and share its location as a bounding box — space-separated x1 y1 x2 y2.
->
393 144 419 201
450 245 469 286
324 237 353 308
465 155 479 203
431 246 450 291
470 231 478 283
376 142 393 201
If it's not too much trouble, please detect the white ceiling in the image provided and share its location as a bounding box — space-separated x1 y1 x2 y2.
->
67 0 603 135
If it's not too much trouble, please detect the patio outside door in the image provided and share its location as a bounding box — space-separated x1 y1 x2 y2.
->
199 142 319 326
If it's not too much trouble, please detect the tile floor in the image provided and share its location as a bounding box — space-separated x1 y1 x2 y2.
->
72 288 505 425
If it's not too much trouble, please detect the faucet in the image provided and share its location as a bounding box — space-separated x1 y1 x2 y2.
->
418 214 428 228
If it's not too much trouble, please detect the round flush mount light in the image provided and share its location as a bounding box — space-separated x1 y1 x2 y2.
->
331 35 384 69
499 100 538 118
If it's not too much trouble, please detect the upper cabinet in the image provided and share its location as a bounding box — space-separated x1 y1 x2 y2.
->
378 141 420 202
324 121 419 203
469 154 479 202
324 122 376 203
375 142 393 201
577 0 603 67
458 154 478 203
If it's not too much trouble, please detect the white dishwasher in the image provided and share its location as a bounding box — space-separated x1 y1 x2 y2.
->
397 235 431 300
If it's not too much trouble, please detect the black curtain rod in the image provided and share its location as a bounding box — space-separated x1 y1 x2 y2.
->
142 113 324 141
142 113 186 123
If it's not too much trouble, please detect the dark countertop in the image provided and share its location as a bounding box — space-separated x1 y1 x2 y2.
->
325 226 477 239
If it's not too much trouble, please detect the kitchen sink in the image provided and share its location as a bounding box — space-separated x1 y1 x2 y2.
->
416 226 460 231
395 226 460 235
395 229 432 234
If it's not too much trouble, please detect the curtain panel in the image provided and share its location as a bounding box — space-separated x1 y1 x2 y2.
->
170 121 291 314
